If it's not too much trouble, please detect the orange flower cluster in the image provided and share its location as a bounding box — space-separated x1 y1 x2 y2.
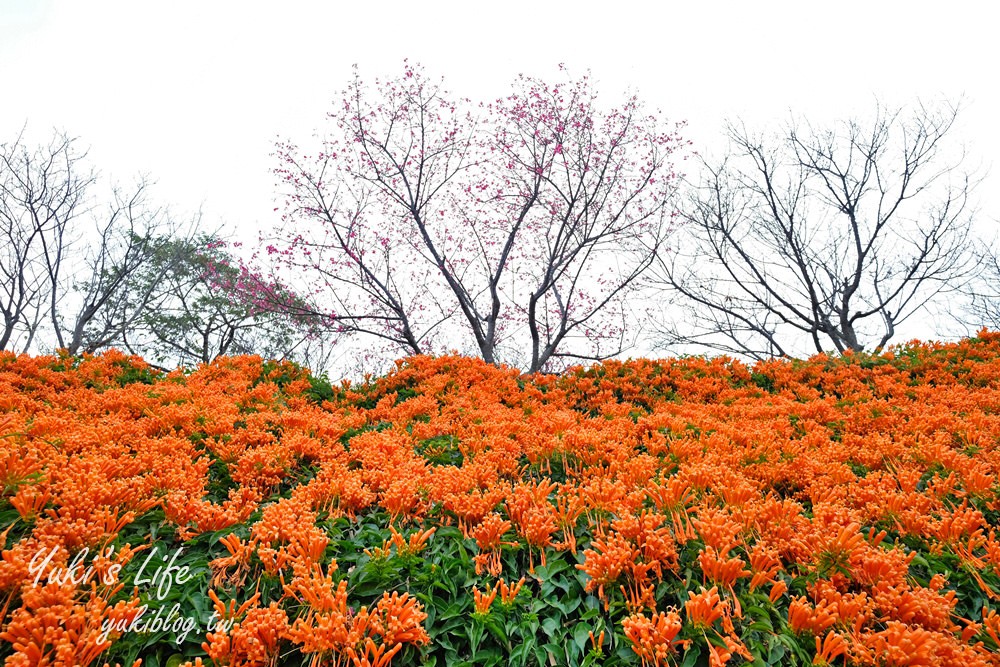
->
471 576 525 616
622 610 683 667
1 332 1000 664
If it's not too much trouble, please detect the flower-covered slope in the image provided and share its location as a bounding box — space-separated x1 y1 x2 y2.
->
1 334 1000 666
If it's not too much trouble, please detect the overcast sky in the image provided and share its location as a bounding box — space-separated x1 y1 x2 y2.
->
2 0 996 237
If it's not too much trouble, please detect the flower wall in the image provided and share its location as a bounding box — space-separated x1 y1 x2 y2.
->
2 334 1000 666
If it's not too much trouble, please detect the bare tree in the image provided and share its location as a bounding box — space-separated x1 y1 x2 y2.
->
59 183 194 355
264 64 687 373
963 235 1000 331
0 129 210 357
0 130 89 351
652 101 978 360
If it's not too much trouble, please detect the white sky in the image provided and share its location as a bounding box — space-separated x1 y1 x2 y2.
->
2 0 996 235
0 0 996 366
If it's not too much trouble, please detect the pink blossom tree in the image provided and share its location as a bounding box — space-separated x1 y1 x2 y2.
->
259 63 688 372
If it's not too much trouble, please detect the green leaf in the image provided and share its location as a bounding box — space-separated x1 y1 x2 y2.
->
680 643 702 667
551 595 582 616
767 639 786 665
544 559 571 577
510 640 533 667
541 643 566 666
541 616 561 638
572 622 591 653
485 616 507 644
438 602 467 621
473 648 505 667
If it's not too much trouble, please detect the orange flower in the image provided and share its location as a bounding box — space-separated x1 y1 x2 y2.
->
788 596 837 636
813 631 846 666
588 629 605 654
375 591 430 646
622 610 683 667
470 513 514 576
982 606 1000 646
747 544 782 592
498 576 526 605
708 642 732 667
698 547 750 590
577 532 636 603
6 336 1000 665
685 586 727 630
472 584 498 615
347 637 403 667
769 579 788 603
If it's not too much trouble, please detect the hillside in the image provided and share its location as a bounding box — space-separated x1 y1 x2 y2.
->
2 335 1000 666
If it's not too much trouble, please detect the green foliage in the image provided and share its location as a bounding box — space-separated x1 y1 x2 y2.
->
305 373 336 405
749 371 775 393
416 435 464 467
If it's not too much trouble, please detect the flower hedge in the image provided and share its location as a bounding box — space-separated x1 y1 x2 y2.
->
2 333 1000 666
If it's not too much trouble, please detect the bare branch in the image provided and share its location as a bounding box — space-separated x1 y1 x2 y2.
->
652 100 977 358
